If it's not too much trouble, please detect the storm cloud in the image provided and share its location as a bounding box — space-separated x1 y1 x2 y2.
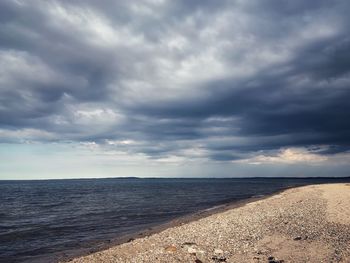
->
1 0 350 165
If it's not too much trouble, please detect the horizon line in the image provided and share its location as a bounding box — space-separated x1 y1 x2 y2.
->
1 176 349 181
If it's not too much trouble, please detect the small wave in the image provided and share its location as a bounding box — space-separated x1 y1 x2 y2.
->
252 194 265 198
203 204 226 212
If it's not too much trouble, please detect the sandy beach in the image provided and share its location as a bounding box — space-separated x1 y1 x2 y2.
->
65 183 350 263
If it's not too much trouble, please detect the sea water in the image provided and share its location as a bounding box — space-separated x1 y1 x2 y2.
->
1 177 349 262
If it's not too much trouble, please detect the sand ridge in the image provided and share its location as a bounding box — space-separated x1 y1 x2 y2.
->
65 184 350 263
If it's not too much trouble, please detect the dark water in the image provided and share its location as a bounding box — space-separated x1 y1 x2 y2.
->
1 177 349 263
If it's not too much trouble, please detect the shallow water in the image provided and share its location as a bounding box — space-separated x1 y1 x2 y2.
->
1 177 349 262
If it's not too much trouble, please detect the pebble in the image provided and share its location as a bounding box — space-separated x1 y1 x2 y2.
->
164 245 177 253
214 249 223 254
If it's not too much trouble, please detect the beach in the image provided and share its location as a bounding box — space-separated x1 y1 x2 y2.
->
65 183 350 263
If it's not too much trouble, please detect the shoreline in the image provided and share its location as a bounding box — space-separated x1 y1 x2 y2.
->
64 183 350 262
57 183 316 263
55 187 289 263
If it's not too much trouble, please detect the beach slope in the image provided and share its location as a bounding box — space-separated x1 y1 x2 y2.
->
67 183 350 263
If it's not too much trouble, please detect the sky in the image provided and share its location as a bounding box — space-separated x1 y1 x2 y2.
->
0 0 350 179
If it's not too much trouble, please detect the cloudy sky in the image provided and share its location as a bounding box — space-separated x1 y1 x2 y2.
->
1 0 350 179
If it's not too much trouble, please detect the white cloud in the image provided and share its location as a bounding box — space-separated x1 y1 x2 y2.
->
0 128 57 142
243 148 328 164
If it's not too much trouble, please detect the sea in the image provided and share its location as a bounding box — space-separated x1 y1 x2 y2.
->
1 177 349 263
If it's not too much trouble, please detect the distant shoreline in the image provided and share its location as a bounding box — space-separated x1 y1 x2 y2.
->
1 176 350 181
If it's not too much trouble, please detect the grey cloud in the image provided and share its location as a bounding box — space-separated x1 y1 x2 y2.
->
0 0 350 161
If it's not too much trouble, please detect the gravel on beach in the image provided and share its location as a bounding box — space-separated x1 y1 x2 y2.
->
66 183 350 263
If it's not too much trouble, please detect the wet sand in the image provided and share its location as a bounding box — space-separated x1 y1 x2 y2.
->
64 183 350 263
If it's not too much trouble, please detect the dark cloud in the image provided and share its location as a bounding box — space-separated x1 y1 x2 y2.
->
0 0 350 162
